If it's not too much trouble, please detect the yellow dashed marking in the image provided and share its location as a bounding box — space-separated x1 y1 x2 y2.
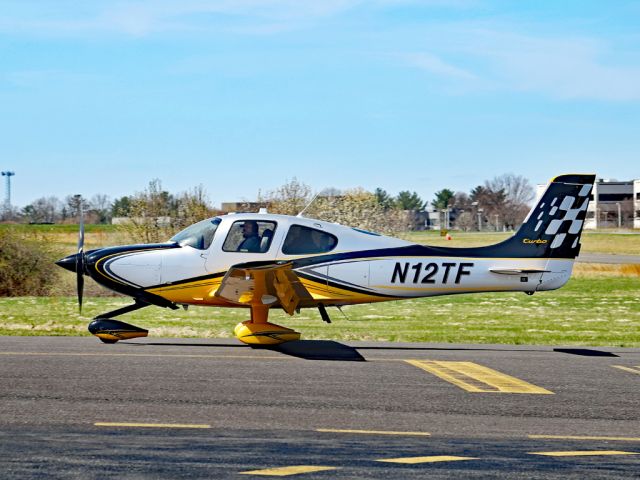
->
377 455 477 464
612 365 640 375
529 450 639 457
406 360 553 394
239 466 338 476
317 428 430 436
529 435 640 442
94 422 210 429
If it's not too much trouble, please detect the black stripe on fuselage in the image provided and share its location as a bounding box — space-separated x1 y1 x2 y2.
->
295 271 400 299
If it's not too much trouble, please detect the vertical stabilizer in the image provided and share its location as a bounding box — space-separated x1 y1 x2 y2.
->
506 174 596 259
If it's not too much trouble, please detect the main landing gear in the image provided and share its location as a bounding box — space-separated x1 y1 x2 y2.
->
234 304 300 346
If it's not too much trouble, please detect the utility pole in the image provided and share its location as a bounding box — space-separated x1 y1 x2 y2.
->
1 171 15 215
616 202 622 229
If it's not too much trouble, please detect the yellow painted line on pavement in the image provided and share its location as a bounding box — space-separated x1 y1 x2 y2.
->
377 455 477 464
406 360 553 394
94 422 211 429
529 435 640 442
529 450 639 457
239 466 338 476
612 365 640 375
317 428 430 436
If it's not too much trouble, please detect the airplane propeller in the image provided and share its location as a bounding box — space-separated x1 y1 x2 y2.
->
76 205 85 313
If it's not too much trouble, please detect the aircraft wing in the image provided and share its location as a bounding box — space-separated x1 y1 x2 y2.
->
214 261 314 315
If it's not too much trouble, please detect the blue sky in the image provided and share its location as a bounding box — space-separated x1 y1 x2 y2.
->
1 0 639 208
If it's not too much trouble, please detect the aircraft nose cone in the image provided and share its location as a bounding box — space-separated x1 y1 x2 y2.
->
56 254 78 273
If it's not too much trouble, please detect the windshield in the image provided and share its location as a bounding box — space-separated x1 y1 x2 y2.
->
170 217 221 250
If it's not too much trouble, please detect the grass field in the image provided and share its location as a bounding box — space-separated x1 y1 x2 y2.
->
1 224 638 346
1 277 638 347
404 230 640 255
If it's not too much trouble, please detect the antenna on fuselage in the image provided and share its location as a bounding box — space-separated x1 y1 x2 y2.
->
296 191 321 218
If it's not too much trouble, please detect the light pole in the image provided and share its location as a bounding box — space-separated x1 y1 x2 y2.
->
440 208 449 231
493 214 499 232
477 208 483 232
616 202 621 228
1 171 15 215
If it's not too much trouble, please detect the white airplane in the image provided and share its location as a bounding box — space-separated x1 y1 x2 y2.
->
57 174 595 345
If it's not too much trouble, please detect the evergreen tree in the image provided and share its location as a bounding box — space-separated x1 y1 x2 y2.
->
432 189 455 209
396 191 426 210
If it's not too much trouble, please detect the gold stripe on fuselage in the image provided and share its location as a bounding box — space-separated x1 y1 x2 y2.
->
146 277 225 305
299 276 400 305
144 255 568 307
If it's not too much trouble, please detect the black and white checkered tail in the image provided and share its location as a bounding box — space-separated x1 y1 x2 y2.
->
506 174 596 259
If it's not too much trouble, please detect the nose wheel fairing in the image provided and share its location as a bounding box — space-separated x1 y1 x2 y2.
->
88 318 148 343
87 300 152 343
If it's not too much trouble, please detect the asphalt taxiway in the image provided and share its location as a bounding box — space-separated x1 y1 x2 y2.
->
1 336 639 478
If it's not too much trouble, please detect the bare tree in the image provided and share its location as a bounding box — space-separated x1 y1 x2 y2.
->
261 179 405 235
117 180 215 243
65 194 91 221
22 196 62 223
259 178 313 216
486 173 535 206
454 211 475 231
307 188 405 235
174 185 215 230
484 173 534 229
89 194 112 224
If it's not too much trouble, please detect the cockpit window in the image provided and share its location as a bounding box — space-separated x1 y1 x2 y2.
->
170 218 221 250
282 225 338 255
223 220 277 253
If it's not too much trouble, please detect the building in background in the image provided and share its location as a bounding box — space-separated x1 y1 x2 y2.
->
220 202 270 213
635 180 640 229
536 178 639 229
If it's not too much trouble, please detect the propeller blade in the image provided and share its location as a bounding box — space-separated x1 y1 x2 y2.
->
76 201 85 314
78 202 85 254
77 263 84 313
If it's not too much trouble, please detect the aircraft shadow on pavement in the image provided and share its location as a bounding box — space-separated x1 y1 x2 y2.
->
553 348 618 357
354 346 549 353
266 340 366 361
127 342 249 349
122 340 366 361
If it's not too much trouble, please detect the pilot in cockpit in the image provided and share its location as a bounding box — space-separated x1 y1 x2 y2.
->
238 220 261 252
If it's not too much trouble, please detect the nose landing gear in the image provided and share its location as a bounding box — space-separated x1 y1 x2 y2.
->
89 318 148 343
88 301 150 344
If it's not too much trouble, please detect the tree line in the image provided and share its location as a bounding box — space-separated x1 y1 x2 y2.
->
430 173 535 231
11 173 534 236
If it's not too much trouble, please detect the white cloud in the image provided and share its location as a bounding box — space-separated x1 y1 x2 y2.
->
0 0 366 37
469 29 640 101
402 26 640 101
399 52 478 80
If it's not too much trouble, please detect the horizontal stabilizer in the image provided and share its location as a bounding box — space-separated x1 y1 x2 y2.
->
489 268 550 275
